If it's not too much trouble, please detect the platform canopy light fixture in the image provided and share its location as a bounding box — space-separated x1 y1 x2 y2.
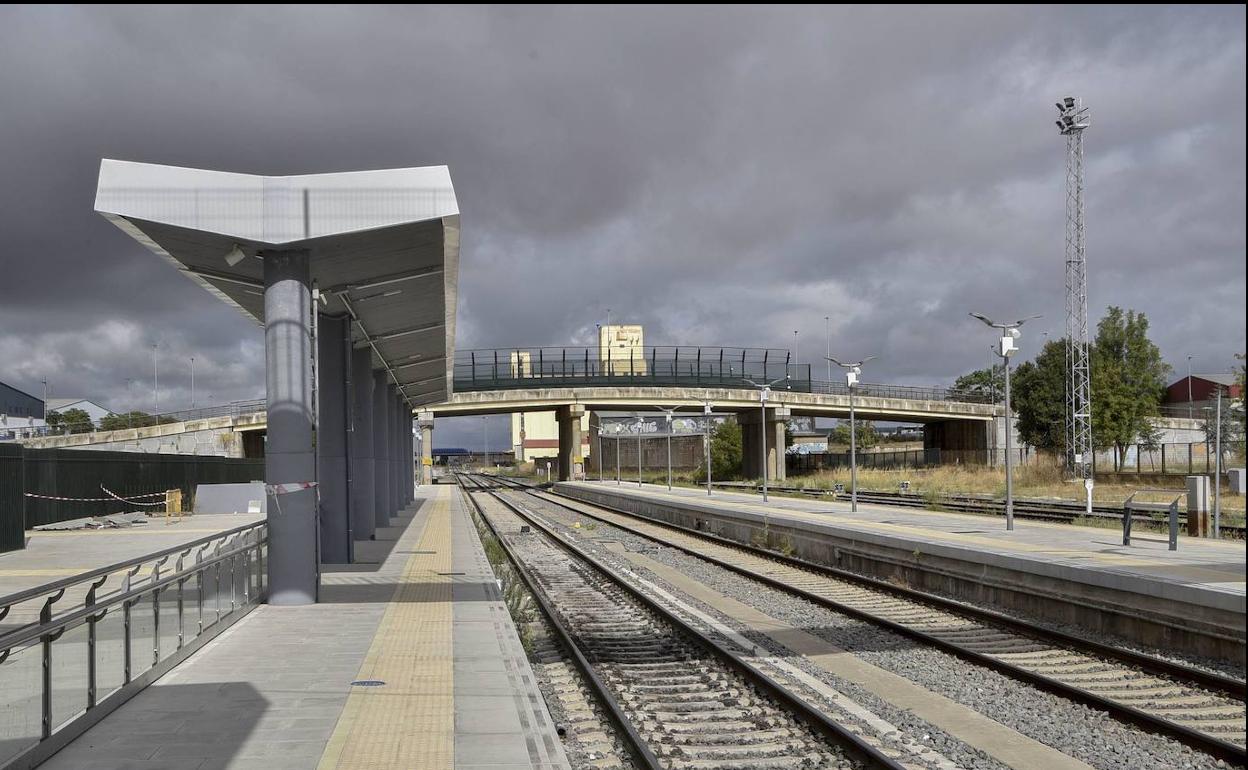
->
826 355 876 513
969 312 1041 531
223 243 247 267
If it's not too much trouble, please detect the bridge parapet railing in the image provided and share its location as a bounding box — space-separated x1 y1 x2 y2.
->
453 346 812 393
809 379 994 404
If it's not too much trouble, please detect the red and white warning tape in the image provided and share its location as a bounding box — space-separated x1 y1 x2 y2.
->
23 487 167 504
266 481 318 496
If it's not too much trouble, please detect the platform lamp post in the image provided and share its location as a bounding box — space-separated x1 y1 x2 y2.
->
1186 356 1194 419
826 356 876 513
632 413 645 487
970 312 1042 531
743 376 790 504
653 406 678 491
703 400 713 496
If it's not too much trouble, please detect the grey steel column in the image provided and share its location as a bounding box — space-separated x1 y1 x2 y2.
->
317 314 351 564
349 346 376 541
418 412 434 485
372 370 392 524
388 387 401 512
401 405 412 503
263 249 318 605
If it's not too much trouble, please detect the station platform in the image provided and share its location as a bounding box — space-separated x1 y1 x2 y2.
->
555 481 1247 663
35 485 569 770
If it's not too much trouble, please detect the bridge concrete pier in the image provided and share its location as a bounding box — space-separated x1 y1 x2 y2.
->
418 411 435 484
739 406 789 482
373 371 393 525
557 404 585 481
349 347 376 541
262 249 318 605
317 314 352 564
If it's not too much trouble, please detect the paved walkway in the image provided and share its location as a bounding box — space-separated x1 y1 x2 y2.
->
38 485 568 770
563 481 1246 605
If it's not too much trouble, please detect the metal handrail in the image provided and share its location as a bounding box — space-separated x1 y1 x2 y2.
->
0 527 265 651
0 520 266 612
0 524 267 769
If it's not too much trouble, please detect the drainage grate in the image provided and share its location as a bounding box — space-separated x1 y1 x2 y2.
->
351 680 386 687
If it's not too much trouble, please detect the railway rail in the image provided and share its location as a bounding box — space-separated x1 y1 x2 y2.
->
489 474 1248 766
458 474 910 770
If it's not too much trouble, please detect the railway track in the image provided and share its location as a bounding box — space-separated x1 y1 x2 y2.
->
489 475 1248 766
459 475 911 770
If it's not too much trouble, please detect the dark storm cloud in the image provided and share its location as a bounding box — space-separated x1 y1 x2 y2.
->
0 6 1243 447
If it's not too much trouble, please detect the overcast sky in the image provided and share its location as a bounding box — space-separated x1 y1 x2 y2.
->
0 6 1243 449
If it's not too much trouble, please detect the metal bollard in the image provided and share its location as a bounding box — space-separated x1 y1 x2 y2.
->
1168 500 1178 551
1122 501 1133 546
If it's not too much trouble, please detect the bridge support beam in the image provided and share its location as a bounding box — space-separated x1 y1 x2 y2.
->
739 407 790 483
349 346 376 541
262 249 318 605
418 411 435 485
317 314 351 564
372 370 392 525
557 405 585 481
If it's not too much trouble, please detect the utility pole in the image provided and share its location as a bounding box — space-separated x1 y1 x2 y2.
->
1214 386 1223 538
1186 356 1193 419
41 378 48 423
1056 96 1093 511
152 343 159 415
190 356 196 410
703 400 713 496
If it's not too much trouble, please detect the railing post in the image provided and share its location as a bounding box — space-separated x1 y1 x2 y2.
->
584 348 589 378
86 577 106 709
562 348 566 379
538 349 544 379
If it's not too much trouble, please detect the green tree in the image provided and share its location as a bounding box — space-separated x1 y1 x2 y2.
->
1011 338 1067 451
47 408 94 434
695 420 742 481
829 420 878 450
953 364 1005 401
1091 307 1169 461
99 411 158 430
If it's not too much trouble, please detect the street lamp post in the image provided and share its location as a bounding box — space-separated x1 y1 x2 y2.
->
703 400 713 496
634 414 644 487
1214 385 1223 538
824 317 831 383
190 356 195 410
481 416 488 470
827 356 876 513
744 376 790 503
971 312 1042 531
653 406 677 491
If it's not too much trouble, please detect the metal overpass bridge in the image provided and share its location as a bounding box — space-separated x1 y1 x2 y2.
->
21 345 1000 482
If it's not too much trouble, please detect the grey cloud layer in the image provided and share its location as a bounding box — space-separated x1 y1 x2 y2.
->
0 6 1242 446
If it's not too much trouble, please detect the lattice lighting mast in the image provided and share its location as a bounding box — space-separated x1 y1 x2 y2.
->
1056 96 1093 509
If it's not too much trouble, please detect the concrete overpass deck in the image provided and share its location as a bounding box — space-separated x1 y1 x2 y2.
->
17 485 567 770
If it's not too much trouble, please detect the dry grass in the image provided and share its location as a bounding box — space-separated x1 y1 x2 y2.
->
792 456 1246 519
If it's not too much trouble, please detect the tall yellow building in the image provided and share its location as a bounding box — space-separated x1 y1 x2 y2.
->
510 325 642 462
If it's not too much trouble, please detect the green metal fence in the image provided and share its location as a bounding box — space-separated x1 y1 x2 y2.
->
0 445 264 553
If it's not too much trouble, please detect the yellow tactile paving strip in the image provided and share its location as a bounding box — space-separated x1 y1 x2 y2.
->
318 487 455 770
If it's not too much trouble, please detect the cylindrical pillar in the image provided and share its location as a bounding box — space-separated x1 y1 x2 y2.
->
317 314 351 564
349 346 376 541
373 370 392 525
388 386 401 512
263 249 318 605
418 412 434 485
